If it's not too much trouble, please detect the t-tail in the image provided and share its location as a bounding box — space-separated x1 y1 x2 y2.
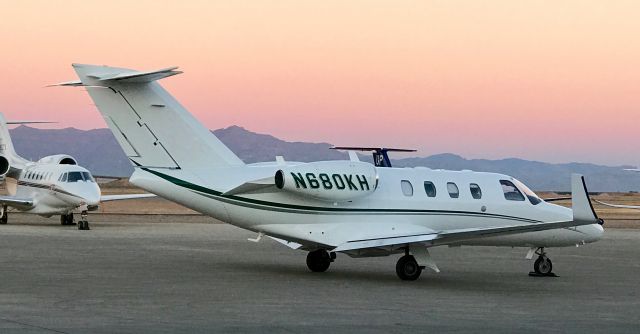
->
0 112 39 168
65 64 245 172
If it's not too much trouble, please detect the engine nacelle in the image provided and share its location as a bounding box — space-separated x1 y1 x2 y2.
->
37 154 78 165
275 161 377 202
0 155 10 177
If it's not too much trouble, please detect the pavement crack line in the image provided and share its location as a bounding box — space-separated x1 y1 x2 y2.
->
0 317 70 334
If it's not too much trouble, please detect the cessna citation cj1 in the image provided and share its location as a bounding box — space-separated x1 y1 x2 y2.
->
0 113 153 230
58 64 604 280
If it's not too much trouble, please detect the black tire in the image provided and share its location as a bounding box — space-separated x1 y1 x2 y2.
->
534 257 553 275
0 213 7 225
396 255 422 281
306 250 331 272
60 215 66 225
84 221 90 230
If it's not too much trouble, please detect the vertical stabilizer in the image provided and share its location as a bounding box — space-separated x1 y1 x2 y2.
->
0 113 28 165
71 64 245 171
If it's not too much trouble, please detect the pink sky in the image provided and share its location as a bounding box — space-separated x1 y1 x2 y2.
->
0 1 638 166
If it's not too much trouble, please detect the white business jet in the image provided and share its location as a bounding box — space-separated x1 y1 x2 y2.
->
0 113 153 230
57 64 604 280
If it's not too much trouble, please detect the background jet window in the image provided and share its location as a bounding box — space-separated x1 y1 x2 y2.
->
67 172 84 182
423 181 437 197
470 183 482 199
500 180 525 201
61 173 68 182
401 180 414 196
447 182 459 198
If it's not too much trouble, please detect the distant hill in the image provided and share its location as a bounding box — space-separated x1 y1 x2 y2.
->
8 125 640 192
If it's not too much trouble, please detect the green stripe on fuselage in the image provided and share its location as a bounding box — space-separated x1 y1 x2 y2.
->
140 168 543 223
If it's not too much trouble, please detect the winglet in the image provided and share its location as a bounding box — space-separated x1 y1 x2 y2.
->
571 174 600 223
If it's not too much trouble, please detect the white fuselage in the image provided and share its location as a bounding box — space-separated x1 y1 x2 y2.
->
130 163 604 250
5 164 100 216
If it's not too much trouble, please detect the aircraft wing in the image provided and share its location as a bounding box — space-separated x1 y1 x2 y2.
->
0 195 34 209
334 174 601 252
594 199 640 210
100 194 156 202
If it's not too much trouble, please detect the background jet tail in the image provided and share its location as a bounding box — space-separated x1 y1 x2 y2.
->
0 113 31 166
70 64 245 172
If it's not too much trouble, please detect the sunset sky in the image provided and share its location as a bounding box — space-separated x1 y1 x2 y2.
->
0 1 638 166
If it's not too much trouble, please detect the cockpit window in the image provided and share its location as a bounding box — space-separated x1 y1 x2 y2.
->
82 172 95 182
512 178 542 205
67 172 85 182
500 180 525 201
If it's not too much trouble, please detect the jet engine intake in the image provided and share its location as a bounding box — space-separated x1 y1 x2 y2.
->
0 155 9 176
37 154 78 165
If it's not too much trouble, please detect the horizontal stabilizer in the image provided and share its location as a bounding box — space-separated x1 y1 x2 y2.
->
87 66 182 83
6 121 56 125
47 80 84 87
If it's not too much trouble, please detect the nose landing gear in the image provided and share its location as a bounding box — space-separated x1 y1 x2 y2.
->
77 210 90 230
529 247 557 277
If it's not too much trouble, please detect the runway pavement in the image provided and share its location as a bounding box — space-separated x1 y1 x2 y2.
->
0 218 639 333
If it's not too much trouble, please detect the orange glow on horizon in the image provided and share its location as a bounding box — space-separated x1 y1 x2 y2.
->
1 1 639 165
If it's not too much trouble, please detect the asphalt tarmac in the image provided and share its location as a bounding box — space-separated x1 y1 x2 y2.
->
0 218 638 333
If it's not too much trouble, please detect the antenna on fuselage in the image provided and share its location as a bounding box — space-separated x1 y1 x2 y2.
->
331 147 417 167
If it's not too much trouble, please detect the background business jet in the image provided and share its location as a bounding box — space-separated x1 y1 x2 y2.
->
0 113 153 230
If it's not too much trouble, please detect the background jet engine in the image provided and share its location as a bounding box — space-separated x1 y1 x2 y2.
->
37 154 78 165
275 161 377 202
0 155 10 177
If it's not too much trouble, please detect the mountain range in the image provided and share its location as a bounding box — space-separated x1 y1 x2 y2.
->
8 125 639 192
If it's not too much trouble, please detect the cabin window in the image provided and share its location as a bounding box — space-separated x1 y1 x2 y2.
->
67 172 84 182
470 183 482 199
447 182 459 198
401 180 414 196
423 181 436 197
82 172 95 182
500 180 525 201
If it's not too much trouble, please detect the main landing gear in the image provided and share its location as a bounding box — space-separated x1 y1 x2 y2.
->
529 247 556 277
306 249 336 272
0 205 8 224
396 254 422 281
60 213 76 226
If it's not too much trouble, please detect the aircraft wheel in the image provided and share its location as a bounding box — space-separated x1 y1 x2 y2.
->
534 256 553 275
0 215 7 224
77 220 90 230
396 255 422 281
306 249 331 272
